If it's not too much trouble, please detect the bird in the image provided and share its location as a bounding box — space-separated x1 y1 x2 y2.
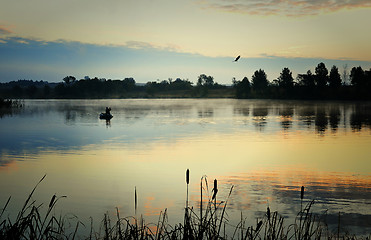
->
233 55 240 62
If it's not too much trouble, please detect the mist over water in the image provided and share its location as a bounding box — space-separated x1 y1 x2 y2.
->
1 99 370 236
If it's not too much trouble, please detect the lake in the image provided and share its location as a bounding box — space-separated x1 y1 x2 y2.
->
0 99 370 236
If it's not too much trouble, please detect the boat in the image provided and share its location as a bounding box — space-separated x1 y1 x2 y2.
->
99 113 113 120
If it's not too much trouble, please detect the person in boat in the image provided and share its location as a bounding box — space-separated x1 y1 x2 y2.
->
105 107 111 115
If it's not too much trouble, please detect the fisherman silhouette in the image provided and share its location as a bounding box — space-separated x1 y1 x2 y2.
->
105 107 111 115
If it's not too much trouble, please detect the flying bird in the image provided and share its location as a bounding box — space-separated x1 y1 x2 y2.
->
233 55 240 62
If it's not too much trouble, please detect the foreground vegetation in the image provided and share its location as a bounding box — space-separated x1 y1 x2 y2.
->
1 63 371 100
1 172 370 240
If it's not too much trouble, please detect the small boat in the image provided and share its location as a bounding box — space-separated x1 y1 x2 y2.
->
99 113 113 120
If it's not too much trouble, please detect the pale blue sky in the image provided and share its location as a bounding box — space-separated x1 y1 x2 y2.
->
1 0 371 84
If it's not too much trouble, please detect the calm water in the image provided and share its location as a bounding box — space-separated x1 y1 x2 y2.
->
1 99 371 235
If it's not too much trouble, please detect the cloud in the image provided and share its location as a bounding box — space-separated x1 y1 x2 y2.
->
0 26 13 35
125 41 157 50
124 41 182 52
197 0 371 16
0 36 370 85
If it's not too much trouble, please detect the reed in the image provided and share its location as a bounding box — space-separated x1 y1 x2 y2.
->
1 172 369 239
301 186 304 212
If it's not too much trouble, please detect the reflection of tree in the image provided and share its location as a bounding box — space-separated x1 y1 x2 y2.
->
64 110 77 125
279 107 294 130
315 108 328 134
329 106 341 132
350 105 371 131
233 107 250 117
252 106 268 131
198 108 213 118
297 106 315 127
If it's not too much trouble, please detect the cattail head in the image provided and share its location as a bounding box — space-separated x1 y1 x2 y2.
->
267 206 271 221
301 186 304 200
212 179 218 200
256 220 263 231
49 194 56 208
186 169 189 185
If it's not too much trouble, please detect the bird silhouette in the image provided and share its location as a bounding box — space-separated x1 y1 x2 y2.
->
233 55 240 62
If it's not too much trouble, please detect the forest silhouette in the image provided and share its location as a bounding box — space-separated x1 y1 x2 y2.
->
1 62 370 100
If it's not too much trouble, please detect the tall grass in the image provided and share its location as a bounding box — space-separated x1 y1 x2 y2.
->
0 173 369 239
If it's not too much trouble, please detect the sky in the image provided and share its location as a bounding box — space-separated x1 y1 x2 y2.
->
1 0 371 84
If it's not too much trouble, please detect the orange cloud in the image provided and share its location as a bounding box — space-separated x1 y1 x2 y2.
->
0 26 12 35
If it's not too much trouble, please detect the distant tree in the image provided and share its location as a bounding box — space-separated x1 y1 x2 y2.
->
233 76 251 98
145 81 157 96
11 85 23 97
196 74 214 97
197 74 214 87
26 85 37 98
315 62 328 88
329 65 342 88
350 66 365 87
297 70 315 88
366 69 371 88
342 64 349 85
251 69 268 90
122 77 136 90
63 76 76 85
278 67 294 88
171 78 193 90
43 85 51 97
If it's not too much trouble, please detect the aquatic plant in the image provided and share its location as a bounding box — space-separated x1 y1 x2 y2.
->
0 173 369 239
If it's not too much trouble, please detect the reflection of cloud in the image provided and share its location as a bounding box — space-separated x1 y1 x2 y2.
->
218 169 371 231
0 158 14 168
197 0 371 16
143 195 174 217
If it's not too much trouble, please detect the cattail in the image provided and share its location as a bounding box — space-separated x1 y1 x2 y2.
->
49 194 56 208
212 179 218 200
186 169 189 185
186 169 190 210
256 220 263 231
134 186 137 215
301 186 304 200
200 177 203 222
267 206 271 221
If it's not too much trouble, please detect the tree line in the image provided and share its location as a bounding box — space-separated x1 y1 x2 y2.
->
0 63 370 99
233 63 371 100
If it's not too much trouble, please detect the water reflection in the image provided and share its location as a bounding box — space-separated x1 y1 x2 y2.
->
329 107 341 132
279 106 293 130
297 106 316 127
233 106 249 117
350 105 371 131
1 99 371 235
220 169 371 233
2 100 371 165
315 108 328 134
64 110 77 125
252 105 268 131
